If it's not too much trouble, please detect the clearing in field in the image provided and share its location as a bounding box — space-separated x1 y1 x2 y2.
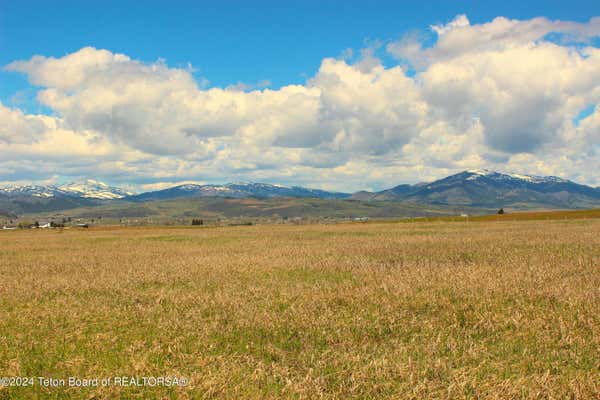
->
1 218 600 399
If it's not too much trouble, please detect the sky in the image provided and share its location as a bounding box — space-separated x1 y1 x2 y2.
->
1 0 600 192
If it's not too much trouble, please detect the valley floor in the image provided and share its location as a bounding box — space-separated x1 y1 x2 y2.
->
1 219 600 398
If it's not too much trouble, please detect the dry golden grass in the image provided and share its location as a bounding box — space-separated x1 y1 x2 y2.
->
1 219 600 399
458 208 600 222
391 208 600 224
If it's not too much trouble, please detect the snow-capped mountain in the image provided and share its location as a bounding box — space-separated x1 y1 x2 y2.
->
0 180 134 200
58 180 134 199
352 170 600 209
0 185 61 198
126 182 349 201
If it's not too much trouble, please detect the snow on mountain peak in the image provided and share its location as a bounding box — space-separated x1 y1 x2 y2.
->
60 180 134 199
178 184 202 190
466 169 493 176
463 170 568 184
506 173 534 182
0 184 59 198
0 179 134 199
82 179 108 187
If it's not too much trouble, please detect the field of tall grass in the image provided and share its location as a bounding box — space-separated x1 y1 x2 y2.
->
1 218 600 399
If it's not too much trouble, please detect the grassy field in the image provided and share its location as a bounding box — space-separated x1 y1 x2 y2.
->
1 218 600 399
422 208 600 223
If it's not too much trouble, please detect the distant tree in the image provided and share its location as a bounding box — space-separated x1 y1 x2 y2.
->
497 208 505 215
191 218 203 226
18 221 31 229
34 221 39 228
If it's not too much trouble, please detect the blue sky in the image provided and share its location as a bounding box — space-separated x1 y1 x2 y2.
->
0 1 599 190
1 0 597 109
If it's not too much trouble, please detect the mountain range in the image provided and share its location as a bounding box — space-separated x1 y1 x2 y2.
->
0 179 133 199
125 182 349 202
351 169 600 209
2 170 600 216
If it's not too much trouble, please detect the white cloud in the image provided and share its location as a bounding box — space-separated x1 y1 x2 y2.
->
3 15 600 190
431 14 470 36
0 102 50 144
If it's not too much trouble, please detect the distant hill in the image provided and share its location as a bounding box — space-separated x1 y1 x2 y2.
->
0 194 99 214
352 170 600 209
125 182 350 202
0 208 17 219
35 197 466 221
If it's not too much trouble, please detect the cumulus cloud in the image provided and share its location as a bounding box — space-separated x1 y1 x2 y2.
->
391 15 600 65
3 15 600 190
5 47 425 161
0 102 50 144
393 15 600 155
